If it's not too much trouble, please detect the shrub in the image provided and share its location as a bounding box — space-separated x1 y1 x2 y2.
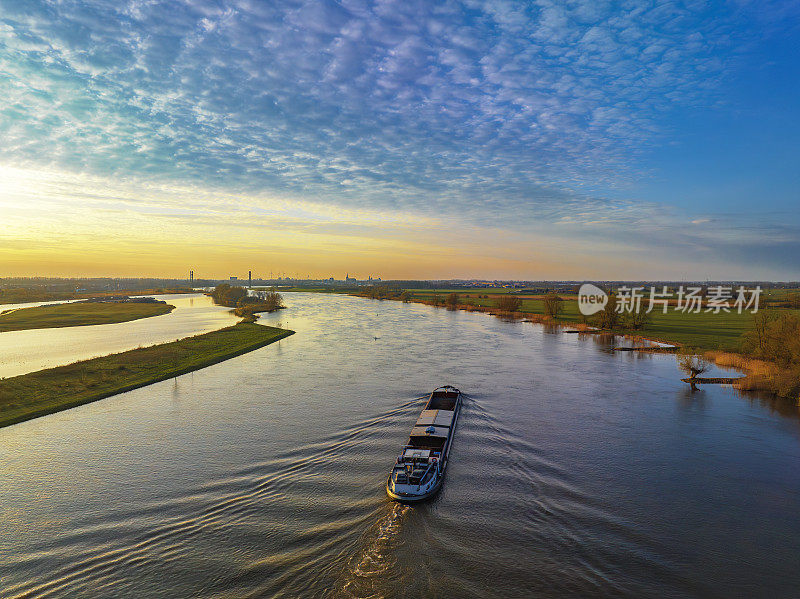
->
496 295 522 312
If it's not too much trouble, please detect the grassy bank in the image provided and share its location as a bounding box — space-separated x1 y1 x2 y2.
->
0 322 294 428
384 290 799 352
233 304 286 318
0 301 175 332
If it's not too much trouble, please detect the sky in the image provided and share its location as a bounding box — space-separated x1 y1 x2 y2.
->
0 0 798 280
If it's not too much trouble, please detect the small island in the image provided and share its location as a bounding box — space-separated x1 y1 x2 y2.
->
209 284 285 321
0 297 175 333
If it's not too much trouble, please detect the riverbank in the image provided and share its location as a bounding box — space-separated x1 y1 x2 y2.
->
289 287 756 352
232 304 286 319
400 291 772 351
337 290 800 402
0 301 175 332
0 322 294 428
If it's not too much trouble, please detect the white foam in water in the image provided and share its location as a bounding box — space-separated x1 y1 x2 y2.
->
334 502 409 598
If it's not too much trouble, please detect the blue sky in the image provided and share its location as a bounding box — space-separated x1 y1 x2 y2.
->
0 0 798 279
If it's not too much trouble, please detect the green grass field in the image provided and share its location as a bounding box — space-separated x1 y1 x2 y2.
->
0 301 174 332
0 322 294 428
403 290 795 352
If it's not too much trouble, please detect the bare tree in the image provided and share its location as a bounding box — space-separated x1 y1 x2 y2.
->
445 293 459 309
625 302 651 330
678 355 710 378
496 295 522 312
678 354 711 391
742 310 778 355
543 293 563 318
595 294 620 329
260 288 284 311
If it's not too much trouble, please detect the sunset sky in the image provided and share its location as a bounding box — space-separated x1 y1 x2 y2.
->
1 0 798 280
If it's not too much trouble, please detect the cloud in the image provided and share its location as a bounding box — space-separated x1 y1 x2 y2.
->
0 0 797 277
0 1 752 208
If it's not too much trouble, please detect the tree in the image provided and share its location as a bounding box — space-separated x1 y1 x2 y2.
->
210 283 247 307
258 288 284 311
678 354 710 379
743 312 800 366
625 302 651 330
210 283 231 304
543 293 563 318
496 295 522 312
738 311 800 399
678 353 711 391
742 310 779 356
595 293 620 329
445 293 459 309
233 288 284 318
399 290 412 302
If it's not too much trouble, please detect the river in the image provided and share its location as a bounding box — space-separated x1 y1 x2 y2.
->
1 292 799 598
0 294 239 378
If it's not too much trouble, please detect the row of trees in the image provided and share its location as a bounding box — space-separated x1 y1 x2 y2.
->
430 292 524 312
358 288 570 320
423 291 566 317
593 293 650 330
437 292 565 316
360 287 654 330
492 293 562 316
359 285 410 301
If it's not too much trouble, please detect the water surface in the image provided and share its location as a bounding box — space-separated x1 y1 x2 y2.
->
0 294 238 378
1 292 799 598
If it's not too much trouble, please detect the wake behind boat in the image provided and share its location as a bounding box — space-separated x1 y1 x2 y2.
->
386 386 462 502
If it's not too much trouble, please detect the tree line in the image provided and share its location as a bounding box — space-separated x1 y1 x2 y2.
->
209 284 284 317
741 311 800 398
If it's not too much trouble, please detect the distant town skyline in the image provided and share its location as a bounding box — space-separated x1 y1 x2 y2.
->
1 1 799 279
